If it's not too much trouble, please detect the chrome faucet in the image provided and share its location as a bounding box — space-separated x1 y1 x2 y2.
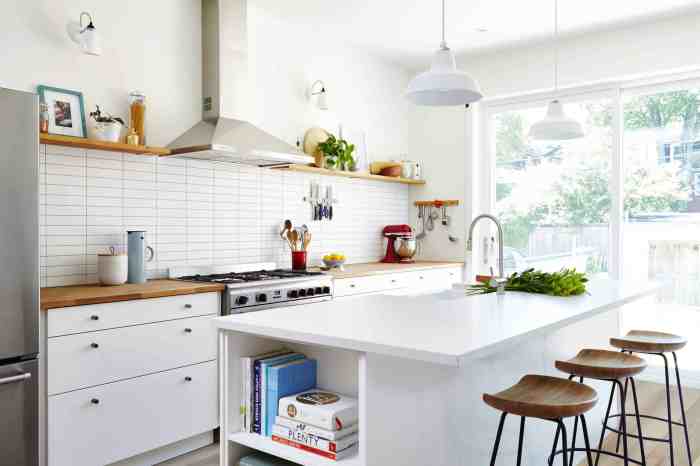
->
467 214 507 294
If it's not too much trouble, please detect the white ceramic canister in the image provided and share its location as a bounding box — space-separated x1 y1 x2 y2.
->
97 254 128 285
401 160 414 179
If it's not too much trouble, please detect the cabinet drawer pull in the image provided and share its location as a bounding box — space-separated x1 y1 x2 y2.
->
419 276 424 280
184 304 193 309
184 328 192 333
349 284 356 288
90 342 99 349
391 279 397 283
90 315 99 321
185 376 192 382
90 398 100 405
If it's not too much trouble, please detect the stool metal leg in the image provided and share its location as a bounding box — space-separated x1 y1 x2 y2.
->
662 353 676 466
615 379 631 466
569 376 583 466
516 416 526 466
560 419 570 466
550 422 561 466
673 352 693 466
595 382 617 466
489 412 507 466
580 415 594 466
630 378 647 466
616 377 629 454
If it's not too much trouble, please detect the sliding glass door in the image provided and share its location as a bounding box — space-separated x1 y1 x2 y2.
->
488 95 614 276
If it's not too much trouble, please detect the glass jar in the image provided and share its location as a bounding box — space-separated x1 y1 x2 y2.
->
128 91 146 145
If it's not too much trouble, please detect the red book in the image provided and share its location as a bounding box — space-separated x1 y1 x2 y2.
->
271 435 356 461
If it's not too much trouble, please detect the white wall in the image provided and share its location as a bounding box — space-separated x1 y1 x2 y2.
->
410 11 700 272
0 0 202 147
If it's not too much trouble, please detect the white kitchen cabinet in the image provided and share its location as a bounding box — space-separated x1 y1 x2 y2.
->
47 315 217 395
47 292 218 337
48 360 218 466
333 267 462 298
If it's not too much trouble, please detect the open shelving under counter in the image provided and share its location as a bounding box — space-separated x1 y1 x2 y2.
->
273 164 426 185
229 432 361 466
40 134 170 156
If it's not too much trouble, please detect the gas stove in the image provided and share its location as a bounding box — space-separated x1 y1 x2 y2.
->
170 263 333 314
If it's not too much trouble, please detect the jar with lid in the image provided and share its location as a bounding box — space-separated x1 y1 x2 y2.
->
128 91 146 145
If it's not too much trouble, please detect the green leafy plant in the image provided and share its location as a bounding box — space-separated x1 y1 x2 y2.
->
465 268 588 297
317 135 355 170
89 105 125 125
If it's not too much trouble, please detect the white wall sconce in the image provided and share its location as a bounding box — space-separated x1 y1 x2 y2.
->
308 80 329 110
67 12 102 56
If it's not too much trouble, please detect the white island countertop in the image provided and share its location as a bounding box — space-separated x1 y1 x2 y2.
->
213 279 659 367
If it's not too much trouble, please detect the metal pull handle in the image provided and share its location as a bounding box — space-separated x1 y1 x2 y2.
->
145 245 155 263
90 342 99 349
184 304 192 309
419 276 424 280
90 315 99 321
391 279 397 283
0 372 31 386
185 376 192 382
91 398 100 405
349 284 356 288
184 328 192 333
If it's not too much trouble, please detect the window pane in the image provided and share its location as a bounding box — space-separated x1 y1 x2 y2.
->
493 99 612 276
622 87 700 371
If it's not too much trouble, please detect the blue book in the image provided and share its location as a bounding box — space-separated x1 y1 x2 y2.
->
254 353 304 434
264 358 317 437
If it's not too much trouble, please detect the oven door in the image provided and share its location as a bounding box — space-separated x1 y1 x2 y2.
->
0 358 38 466
224 296 332 314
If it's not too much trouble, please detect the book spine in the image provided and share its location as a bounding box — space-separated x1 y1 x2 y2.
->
271 435 339 460
245 358 253 433
260 363 268 436
240 358 249 431
265 365 279 437
253 360 262 434
275 416 358 441
272 424 357 452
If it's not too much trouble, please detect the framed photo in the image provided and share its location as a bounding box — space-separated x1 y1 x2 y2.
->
37 85 87 138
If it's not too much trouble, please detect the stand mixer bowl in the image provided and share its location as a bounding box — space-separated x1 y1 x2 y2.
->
394 237 417 261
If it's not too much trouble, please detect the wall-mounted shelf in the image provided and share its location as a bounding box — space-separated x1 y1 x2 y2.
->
40 134 171 156
274 164 426 185
414 199 459 207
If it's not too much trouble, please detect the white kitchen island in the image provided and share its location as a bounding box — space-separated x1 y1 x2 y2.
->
214 279 659 466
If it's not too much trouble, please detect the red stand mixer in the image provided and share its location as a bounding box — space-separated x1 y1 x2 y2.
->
381 224 416 263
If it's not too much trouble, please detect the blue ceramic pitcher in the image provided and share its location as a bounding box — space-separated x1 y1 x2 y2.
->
127 231 154 284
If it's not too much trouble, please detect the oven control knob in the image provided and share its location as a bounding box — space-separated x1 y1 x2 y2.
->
235 296 249 306
298 289 306 297
287 290 298 299
307 288 315 296
322 286 331 294
315 287 323 295
256 293 267 303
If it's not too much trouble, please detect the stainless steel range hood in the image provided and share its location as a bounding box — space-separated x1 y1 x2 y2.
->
167 0 313 167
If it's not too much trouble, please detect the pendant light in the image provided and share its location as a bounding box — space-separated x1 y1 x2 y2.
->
405 0 482 106
529 0 584 140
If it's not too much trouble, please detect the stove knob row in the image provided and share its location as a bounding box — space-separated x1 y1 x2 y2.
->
286 286 331 299
256 293 267 303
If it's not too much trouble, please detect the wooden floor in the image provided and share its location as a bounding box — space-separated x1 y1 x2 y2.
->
159 381 698 466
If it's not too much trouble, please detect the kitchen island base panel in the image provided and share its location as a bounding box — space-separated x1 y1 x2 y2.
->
220 308 620 466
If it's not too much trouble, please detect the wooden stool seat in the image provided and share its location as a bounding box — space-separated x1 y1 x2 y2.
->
610 330 687 353
555 348 647 380
483 374 598 420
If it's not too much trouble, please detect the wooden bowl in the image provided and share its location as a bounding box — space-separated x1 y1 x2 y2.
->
379 165 402 177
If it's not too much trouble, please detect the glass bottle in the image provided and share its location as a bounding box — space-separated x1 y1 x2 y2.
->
128 91 146 145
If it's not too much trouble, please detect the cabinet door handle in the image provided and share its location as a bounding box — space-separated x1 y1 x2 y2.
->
90 342 99 349
184 328 192 333
90 398 100 405
419 276 424 280
349 284 356 288
184 304 193 309
391 279 397 283
90 315 99 321
185 376 192 382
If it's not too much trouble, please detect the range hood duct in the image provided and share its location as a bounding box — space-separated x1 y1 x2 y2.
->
167 0 313 167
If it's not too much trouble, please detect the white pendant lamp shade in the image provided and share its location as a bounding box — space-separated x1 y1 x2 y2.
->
529 100 584 140
406 45 482 106
406 0 482 106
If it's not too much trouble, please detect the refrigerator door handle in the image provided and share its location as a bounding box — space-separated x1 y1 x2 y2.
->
0 372 31 385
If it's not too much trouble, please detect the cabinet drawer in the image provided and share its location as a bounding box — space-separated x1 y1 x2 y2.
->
47 292 219 337
334 275 396 297
410 267 462 288
48 361 218 466
48 315 217 395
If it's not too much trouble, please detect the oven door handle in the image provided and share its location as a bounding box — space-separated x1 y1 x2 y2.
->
0 372 31 386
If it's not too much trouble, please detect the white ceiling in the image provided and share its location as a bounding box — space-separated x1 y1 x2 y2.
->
253 0 700 70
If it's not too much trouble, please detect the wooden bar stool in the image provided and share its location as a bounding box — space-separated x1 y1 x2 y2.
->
555 349 648 466
483 374 598 466
611 330 692 466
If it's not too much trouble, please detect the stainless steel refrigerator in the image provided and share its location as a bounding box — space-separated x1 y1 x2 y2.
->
0 88 39 466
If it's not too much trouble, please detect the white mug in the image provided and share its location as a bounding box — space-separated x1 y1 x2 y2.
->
98 254 128 286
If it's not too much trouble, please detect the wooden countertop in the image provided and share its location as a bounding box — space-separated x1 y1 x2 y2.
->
41 280 225 310
314 261 464 279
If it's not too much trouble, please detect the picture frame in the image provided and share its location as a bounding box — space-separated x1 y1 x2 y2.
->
37 85 88 138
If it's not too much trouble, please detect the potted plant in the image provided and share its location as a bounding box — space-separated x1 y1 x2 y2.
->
317 135 356 171
89 105 125 143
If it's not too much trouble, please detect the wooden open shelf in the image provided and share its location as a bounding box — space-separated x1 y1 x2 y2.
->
414 199 459 207
274 164 425 185
40 134 170 156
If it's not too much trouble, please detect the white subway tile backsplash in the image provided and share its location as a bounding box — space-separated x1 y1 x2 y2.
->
39 145 409 285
